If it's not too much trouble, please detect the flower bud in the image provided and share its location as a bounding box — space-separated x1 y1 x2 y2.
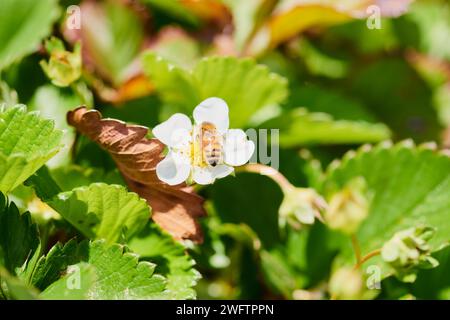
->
329 267 364 300
325 177 370 234
329 266 380 300
279 187 326 227
40 37 82 87
381 226 439 282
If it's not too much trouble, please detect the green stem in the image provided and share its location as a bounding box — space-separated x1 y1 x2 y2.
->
351 235 361 264
70 81 93 107
0 273 7 300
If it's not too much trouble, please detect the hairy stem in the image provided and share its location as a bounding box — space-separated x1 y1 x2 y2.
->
239 163 294 190
353 249 382 270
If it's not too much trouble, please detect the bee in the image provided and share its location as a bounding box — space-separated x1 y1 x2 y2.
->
199 122 223 167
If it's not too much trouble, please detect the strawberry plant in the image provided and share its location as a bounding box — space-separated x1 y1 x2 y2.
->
1 0 449 300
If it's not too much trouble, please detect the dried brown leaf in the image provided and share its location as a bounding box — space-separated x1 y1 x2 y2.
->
67 106 206 242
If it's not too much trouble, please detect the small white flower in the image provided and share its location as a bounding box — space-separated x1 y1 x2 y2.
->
153 97 255 185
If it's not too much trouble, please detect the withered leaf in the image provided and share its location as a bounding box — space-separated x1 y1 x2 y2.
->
67 106 206 242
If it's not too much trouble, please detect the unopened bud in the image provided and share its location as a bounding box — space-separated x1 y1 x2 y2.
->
329 267 364 300
381 226 439 282
279 187 326 227
325 177 370 234
40 37 82 87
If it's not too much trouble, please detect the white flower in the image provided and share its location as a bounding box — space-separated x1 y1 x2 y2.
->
152 97 255 185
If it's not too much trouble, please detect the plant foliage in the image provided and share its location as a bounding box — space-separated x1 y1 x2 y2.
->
0 0 449 301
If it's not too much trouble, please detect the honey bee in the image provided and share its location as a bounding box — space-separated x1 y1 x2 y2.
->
199 122 223 167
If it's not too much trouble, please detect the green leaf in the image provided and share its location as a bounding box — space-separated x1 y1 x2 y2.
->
40 240 167 300
193 56 288 127
29 85 83 168
142 53 289 127
79 0 145 85
48 183 151 244
287 84 379 122
349 58 441 142
50 165 125 192
286 223 345 288
129 223 200 299
262 108 391 147
0 267 40 300
142 53 199 111
322 142 450 278
294 39 349 79
0 192 39 274
24 167 62 202
222 0 274 53
260 249 306 298
207 172 283 248
39 262 96 300
259 224 345 298
0 0 59 70
1 55 49 103
278 148 324 189
29 240 82 291
140 0 199 25
410 246 450 299
149 30 200 69
394 0 450 61
328 19 398 54
26 164 125 199
27 171 148 244
0 105 63 193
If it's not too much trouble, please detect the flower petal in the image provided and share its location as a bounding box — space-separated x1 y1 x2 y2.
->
170 127 192 149
156 151 191 185
212 164 234 179
192 164 234 185
193 97 229 133
192 166 215 185
224 129 255 166
296 209 315 225
152 113 192 147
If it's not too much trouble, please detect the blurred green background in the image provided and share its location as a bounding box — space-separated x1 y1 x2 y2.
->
1 0 450 300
